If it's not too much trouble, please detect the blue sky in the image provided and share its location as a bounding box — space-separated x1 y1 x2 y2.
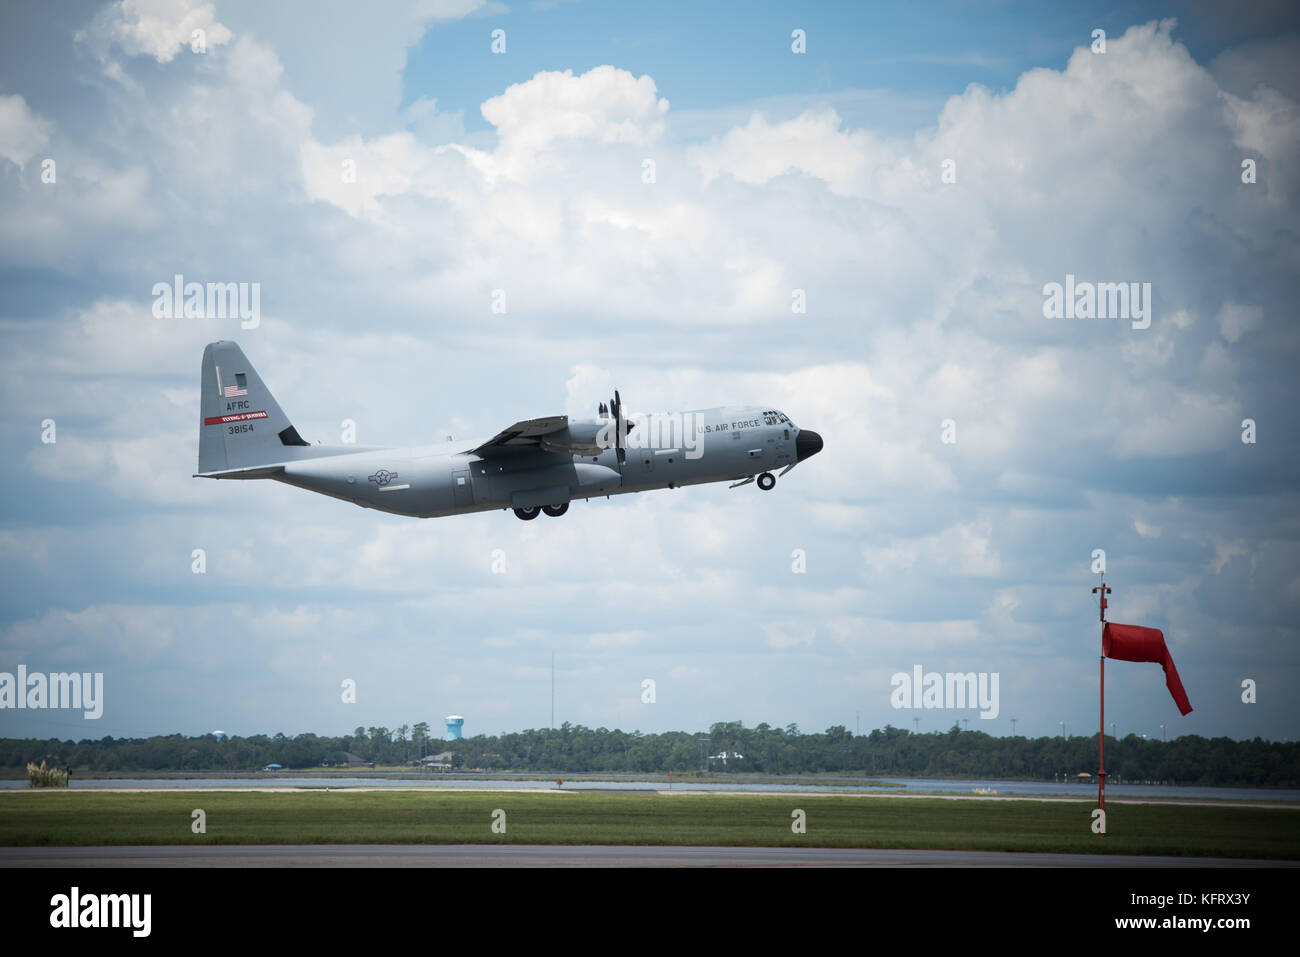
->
0 0 1298 746
399 2 1188 128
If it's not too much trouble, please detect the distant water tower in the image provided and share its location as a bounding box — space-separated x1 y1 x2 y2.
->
212 730 226 740
445 715 465 740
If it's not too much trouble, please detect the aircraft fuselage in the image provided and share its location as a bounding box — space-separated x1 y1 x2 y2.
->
275 407 812 518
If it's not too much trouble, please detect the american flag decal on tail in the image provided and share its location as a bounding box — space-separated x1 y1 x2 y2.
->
222 372 248 397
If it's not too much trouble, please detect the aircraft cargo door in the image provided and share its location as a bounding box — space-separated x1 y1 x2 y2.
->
452 469 473 507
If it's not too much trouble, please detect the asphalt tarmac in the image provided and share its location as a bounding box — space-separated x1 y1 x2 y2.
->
2 844 1292 867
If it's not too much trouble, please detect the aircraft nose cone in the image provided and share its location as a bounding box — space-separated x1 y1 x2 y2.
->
796 429 823 462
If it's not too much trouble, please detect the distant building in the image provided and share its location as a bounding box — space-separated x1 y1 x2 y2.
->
445 715 465 740
420 751 453 769
341 752 373 768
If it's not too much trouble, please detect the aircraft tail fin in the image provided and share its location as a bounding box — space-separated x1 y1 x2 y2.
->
197 341 312 476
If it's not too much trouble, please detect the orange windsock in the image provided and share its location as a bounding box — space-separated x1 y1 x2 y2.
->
1103 622 1192 716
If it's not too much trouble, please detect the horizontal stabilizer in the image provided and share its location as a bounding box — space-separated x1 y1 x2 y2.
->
194 464 286 480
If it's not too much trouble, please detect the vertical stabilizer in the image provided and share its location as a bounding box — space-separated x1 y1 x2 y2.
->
198 341 309 475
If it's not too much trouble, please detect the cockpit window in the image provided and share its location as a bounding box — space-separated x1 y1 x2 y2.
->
762 410 791 425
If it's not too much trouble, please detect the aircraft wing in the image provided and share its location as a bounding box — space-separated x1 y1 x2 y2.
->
470 416 571 457
470 415 611 458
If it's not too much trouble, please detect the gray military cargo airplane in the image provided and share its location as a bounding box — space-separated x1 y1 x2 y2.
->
195 341 823 519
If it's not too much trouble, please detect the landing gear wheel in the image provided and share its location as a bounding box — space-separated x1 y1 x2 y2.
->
757 472 776 491
543 503 569 517
513 506 540 520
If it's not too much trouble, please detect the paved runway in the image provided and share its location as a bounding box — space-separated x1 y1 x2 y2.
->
2 844 1291 867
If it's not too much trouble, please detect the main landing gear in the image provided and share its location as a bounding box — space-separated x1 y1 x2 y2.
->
514 503 570 520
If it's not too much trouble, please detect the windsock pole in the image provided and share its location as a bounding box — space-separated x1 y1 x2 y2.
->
1092 577 1112 815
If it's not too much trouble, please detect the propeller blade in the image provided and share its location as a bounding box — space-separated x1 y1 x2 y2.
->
604 390 628 463
612 390 623 453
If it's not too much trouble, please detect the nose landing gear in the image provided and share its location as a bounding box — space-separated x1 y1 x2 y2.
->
756 472 776 491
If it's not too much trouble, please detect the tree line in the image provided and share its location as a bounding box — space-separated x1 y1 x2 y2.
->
2 722 1296 787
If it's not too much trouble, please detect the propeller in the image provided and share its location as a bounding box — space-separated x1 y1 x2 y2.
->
611 390 625 463
597 391 631 463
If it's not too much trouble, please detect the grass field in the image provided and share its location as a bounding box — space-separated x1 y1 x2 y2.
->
1 791 1297 858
